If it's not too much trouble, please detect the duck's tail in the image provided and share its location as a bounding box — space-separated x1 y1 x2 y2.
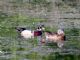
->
15 27 26 33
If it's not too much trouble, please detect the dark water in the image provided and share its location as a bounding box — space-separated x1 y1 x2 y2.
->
0 26 80 60
0 36 80 60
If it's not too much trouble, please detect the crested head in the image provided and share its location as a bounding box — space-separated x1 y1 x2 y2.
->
57 29 64 35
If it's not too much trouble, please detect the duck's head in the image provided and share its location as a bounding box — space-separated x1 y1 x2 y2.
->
36 25 45 31
57 29 65 35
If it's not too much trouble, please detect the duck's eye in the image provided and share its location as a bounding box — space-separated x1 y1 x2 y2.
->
37 27 39 29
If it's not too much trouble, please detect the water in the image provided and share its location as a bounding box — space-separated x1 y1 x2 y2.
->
0 24 80 60
0 35 80 60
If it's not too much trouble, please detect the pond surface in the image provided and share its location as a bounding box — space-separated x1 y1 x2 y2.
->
0 24 80 60
0 35 80 60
